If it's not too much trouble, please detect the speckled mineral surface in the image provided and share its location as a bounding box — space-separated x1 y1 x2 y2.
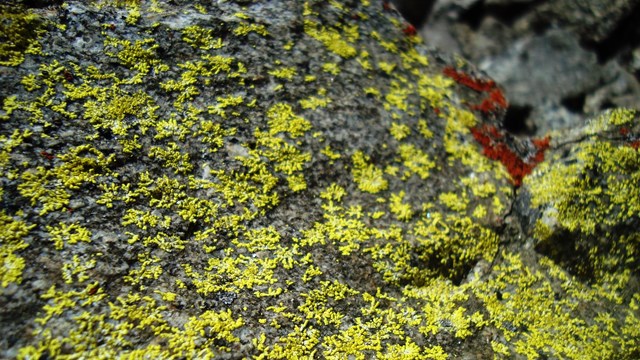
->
1 1 638 359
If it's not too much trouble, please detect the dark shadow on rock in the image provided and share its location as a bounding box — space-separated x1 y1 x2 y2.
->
585 2 640 63
503 104 534 135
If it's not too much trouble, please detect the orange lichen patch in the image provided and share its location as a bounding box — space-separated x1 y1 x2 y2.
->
402 24 417 37
471 124 550 186
443 66 508 115
471 88 508 114
442 67 496 92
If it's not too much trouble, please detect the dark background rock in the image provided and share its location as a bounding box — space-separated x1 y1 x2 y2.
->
417 0 640 135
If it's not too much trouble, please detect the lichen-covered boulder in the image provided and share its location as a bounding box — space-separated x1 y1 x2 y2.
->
518 108 640 296
0 1 638 359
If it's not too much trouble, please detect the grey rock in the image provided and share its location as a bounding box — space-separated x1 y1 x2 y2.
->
534 0 640 45
479 30 604 132
390 0 438 26
1 1 638 358
420 0 640 136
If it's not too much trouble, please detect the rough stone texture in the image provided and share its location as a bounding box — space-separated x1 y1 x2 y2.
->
479 29 605 134
422 0 640 136
533 0 639 45
0 1 639 359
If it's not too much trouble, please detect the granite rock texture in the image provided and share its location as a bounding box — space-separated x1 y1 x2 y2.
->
0 1 639 359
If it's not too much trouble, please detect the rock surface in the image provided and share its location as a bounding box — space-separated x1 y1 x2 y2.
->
0 0 638 359
422 0 640 135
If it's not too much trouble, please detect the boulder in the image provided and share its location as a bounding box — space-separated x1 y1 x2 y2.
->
0 1 638 358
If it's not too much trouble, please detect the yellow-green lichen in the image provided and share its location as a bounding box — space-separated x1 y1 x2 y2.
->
396 144 436 180
472 252 640 359
103 37 165 77
61 254 97 284
304 19 357 59
0 211 34 289
47 223 92 250
528 109 640 239
2 1 637 358
267 103 312 138
389 191 413 221
525 112 640 297
321 62 341 75
234 23 269 37
0 5 46 66
182 25 224 50
269 66 297 80
208 95 244 118
439 192 468 213
389 122 411 140
352 151 388 193
378 61 396 75
412 212 499 281
299 94 332 110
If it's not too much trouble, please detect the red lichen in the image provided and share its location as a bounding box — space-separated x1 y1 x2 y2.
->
532 136 550 150
40 150 54 160
618 127 640 149
63 69 74 82
471 89 507 114
443 67 508 114
403 24 417 37
443 66 496 92
87 284 99 295
471 125 550 187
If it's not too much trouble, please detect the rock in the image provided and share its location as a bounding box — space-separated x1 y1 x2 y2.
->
420 0 640 138
0 1 638 359
479 29 604 133
533 0 640 46
390 0 437 26
517 108 640 300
